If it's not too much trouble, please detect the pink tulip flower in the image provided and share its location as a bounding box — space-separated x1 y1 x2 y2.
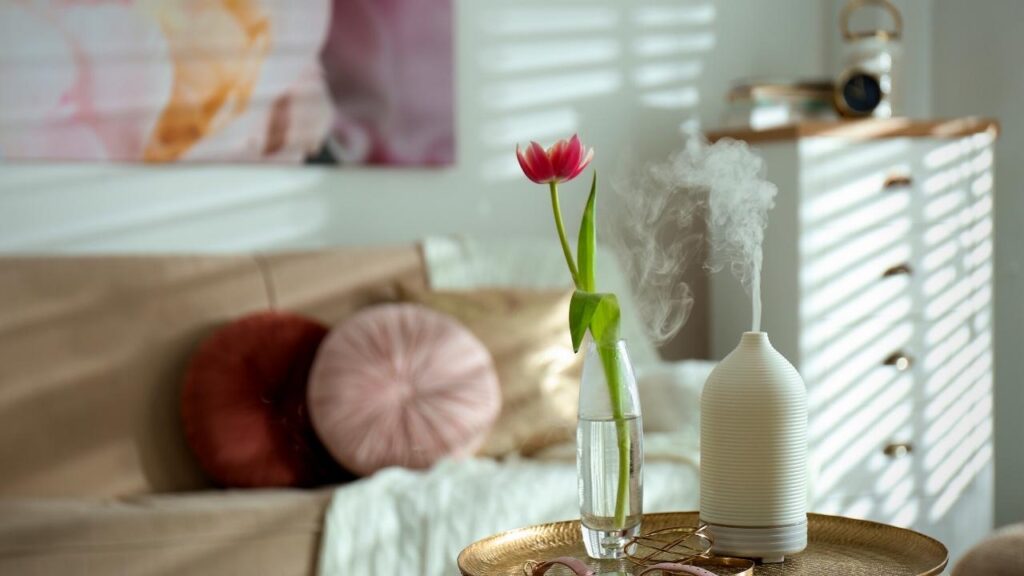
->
516 134 594 184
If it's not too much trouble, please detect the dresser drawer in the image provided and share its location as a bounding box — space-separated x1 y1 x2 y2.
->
800 138 922 237
801 222 915 325
801 137 918 203
801 213 985 330
807 368 917 499
800 135 992 231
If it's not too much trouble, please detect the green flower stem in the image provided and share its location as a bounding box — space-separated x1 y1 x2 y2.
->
549 182 581 289
548 178 630 530
598 342 631 530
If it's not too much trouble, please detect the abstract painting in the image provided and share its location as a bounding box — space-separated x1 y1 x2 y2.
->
0 0 454 166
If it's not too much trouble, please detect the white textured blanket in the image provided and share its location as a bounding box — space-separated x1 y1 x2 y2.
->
317 440 699 576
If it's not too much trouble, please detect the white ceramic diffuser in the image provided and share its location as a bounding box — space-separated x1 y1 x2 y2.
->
700 331 807 563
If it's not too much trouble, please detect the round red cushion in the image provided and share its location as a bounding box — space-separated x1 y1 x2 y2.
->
308 304 501 476
181 311 347 488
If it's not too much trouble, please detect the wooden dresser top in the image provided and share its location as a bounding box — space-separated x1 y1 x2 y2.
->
706 117 999 143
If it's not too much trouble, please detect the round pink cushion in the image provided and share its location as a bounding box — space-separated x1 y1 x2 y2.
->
308 304 501 476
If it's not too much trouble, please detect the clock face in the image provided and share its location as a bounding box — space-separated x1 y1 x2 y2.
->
840 72 883 115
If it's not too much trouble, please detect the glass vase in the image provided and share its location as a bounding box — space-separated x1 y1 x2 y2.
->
577 339 643 559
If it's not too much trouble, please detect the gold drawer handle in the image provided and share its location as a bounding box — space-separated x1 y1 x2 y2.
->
882 263 913 277
883 174 914 189
883 442 914 458
883 350 914 371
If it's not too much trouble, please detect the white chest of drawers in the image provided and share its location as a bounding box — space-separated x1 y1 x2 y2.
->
706 118 999 564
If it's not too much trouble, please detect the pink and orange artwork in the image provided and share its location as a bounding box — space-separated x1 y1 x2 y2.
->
0 0 454 166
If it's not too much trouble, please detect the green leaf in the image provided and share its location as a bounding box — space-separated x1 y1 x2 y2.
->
569 290 620 352
576 171 598 293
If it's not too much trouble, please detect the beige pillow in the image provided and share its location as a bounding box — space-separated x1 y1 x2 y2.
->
406 289 581 456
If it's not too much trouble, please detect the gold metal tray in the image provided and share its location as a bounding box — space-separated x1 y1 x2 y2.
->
458 512 948 576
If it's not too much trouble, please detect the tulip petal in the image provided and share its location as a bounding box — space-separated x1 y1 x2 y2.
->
516 143 548 181
516 144 543 183
580 146 594 169
527 140 555 182
547 138 566 175
557 134 582 179
566 146 594 181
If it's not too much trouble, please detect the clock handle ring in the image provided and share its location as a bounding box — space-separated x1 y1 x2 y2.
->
840 0 903 42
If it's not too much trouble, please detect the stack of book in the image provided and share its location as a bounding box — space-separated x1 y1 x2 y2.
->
722 80 837 129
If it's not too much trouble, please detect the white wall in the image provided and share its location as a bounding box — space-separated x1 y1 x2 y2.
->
932 0 1024 528
0 0 827 253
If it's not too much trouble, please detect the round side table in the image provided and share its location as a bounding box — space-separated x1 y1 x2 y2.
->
458 512 948 576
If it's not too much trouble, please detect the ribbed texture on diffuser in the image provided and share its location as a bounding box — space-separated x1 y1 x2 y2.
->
700 332 807 527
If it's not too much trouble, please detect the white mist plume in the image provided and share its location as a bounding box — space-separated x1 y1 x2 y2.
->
672 131 778 332
693 134 777 332
608 157 703 345
608 129 777 341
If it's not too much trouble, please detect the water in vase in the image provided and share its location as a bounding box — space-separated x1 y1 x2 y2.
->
577 415 643 558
